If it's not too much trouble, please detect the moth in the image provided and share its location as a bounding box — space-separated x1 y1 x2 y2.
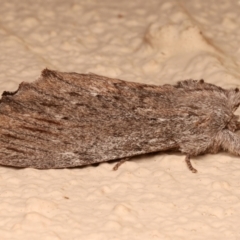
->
0 69 240 173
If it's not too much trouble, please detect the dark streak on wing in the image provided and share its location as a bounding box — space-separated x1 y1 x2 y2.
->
6 147 26 154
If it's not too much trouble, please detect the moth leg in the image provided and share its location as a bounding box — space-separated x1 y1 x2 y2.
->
113 158 130 171
185 155 197 173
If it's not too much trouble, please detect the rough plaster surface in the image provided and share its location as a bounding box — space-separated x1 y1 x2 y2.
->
0 0 240 239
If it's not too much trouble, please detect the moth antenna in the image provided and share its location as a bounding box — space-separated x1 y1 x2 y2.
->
217 129 240 156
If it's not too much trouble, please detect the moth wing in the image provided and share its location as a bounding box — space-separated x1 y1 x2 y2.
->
0 69 179 168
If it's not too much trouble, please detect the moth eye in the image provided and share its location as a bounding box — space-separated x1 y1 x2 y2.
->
199 79 204 84
235 88 239 92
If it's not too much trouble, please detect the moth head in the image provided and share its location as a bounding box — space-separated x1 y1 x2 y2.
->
226 88 240 131
227 87 240 112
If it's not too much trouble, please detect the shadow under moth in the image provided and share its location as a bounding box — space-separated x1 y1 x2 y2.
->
1 69 240 173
